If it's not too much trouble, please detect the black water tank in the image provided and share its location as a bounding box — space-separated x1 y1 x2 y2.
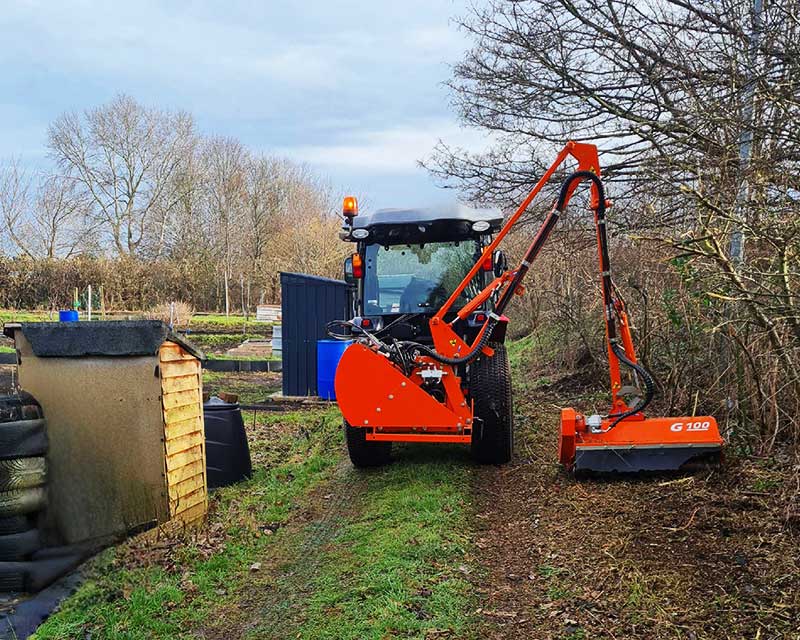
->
203 399 252 489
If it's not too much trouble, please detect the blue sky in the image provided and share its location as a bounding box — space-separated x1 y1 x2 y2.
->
0 0 491 211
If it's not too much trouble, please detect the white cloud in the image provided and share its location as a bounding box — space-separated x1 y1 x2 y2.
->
280 119 491 174
0 0 480 204
401 26 464 57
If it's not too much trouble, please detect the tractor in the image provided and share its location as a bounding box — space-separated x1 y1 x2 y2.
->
332 200 512 467
329 142 723 472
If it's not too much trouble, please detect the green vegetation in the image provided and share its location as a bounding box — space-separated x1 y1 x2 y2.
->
0 310 274 329
186 333 265 353
202 371 280 404
247 448 476 639
204 353 280 362
33 408 342 640
189 314 271 329
0 309 52 323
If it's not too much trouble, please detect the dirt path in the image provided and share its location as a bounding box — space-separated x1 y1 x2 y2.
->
471 386 800 640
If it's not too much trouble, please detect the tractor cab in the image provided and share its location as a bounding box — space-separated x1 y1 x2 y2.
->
339 201 505 344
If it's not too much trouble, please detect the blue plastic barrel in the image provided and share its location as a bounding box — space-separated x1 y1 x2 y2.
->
59 310 79 322
317 339 352 400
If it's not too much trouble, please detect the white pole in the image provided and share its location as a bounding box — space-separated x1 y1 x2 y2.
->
87 285 92 321
730 0 763 264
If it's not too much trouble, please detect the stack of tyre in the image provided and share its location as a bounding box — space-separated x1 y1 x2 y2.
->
0 392 47 593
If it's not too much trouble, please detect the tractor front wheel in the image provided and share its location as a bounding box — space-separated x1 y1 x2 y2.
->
344 421 392 468
469 343 514 464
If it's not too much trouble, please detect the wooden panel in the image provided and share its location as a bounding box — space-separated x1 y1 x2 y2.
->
165 416 201 440
162 388 201 410
160 343 198 362
167 458 205 484
165 431 203 457
162 374 200 394
164 402 202 425
160 360 200 379
165 445 203 472
168 474 205 501
160 341 207 523
169 486 205 513
171 501 207 525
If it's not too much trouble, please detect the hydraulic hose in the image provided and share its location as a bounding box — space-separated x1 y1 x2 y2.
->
552 171 657 429
397 315 500 366
608 341 655 430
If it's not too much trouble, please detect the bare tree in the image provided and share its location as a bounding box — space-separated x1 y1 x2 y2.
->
431 0 800 448
202 136 247 316
47 94 196 257
29 174 87 259
0 160 33 257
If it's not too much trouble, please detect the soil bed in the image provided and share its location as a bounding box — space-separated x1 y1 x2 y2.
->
471 379 799 640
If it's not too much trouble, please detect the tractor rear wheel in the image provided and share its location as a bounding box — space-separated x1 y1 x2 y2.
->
344 421 391 468
469 343 514 464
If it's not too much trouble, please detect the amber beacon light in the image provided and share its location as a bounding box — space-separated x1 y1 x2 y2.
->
343 196 358 218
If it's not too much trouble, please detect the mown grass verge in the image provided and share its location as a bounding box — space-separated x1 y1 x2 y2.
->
32 408 342 640
186 333 266 352
202 371 281 403
244 446 478 640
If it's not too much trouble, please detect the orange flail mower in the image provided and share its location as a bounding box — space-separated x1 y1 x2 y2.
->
330 141 723 472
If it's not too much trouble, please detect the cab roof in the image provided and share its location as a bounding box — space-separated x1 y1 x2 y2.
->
355 203 502 229
342 203 503 244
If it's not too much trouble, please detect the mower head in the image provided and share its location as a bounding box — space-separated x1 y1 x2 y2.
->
559 408 723 473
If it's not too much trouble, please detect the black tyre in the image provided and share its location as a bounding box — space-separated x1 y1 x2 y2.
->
469 343 514 464
0 457 46 491
0 553 85 593
0 515 34 535
0 529 41 561
0 487 47 516
0 565 25 592
0 419 48 459
344 421 392 468
0 393 42 423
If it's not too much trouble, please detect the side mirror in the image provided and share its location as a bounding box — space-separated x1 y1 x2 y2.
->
493 250 509 277
343 256 356 284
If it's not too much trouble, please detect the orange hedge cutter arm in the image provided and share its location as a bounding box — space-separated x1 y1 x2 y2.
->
428 141 645 420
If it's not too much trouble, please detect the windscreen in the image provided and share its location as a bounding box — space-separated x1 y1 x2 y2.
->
363 241 483 314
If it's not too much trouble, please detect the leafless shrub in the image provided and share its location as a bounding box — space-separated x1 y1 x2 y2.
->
147 302 195 327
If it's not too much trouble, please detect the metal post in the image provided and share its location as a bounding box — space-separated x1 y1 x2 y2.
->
87 285 92 321
725 0 763 430
730 0 763 264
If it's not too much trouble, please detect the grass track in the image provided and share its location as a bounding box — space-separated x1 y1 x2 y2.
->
236 446 477 640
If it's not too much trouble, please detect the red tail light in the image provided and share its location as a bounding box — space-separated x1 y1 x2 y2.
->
474 313 487 323
352 254 363 278
481 253 493 271
361 318 372 328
